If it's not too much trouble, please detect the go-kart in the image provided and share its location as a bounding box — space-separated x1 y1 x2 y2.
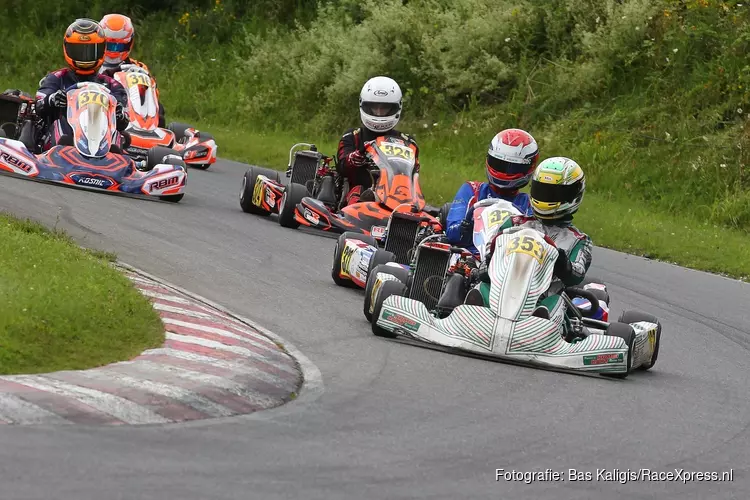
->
112 64 217 169
0 82 187 202
368 198 662 378
240 137 442 241
0 89 35 140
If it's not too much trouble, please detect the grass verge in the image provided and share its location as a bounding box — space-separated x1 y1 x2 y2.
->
204 124 750 281
0 213 164 375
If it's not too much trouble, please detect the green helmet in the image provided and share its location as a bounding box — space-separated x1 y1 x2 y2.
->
529 157 585 221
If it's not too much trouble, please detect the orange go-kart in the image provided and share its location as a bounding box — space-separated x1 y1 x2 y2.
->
113 65 217 169
240 136 443 262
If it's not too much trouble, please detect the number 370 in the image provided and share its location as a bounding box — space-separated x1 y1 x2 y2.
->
506 235 544 262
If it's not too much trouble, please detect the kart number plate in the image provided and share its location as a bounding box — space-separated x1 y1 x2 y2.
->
505 235 545 264
380 142 414 161
126 73 152 88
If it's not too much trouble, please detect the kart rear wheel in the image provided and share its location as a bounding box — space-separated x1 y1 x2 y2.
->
364 263 408 322
331 232 378 287
160 194 184 203
438 201 452 229
278 182 307 228
167 122 192 143
601 322 636 379
371 280 408 338
240 166 280 215
147 146 181 171
618 310 662 371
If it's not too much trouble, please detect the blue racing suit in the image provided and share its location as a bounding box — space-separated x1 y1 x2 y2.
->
445 181 533 254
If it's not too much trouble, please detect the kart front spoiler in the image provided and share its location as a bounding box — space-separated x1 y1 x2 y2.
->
375 295 634 375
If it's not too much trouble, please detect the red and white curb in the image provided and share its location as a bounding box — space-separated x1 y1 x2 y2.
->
0 266 307 426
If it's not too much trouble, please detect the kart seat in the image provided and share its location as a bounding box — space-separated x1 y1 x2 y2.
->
532 305 550 320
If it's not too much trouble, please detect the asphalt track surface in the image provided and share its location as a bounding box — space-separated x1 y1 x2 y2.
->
0 158 748 499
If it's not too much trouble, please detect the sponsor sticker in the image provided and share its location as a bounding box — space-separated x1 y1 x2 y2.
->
304 208 320 224
0 151 34 173
382 309 421 332
148 175 180 192
582 353 624 366
371 225 386 239
70 173 114 189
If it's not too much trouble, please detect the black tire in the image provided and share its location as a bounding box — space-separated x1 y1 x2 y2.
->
331 231 378 287
146 146 181 171
160 194 184 203
167 122 192 142
438 201 452 229
618 310 662 371
371 280 408 338
601 322 636 379
278 182 307 228
364 263 409 322
239 166 280 215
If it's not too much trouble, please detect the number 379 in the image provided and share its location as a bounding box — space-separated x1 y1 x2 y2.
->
506 235 544 262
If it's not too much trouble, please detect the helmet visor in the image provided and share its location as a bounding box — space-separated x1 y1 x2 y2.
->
106 41 132 52
487 154 535 176
530 179 583 203
361 101 400 117
65 41 105 67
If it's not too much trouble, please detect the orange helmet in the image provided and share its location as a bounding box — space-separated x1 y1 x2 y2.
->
63 19 106 76
100 14 135 68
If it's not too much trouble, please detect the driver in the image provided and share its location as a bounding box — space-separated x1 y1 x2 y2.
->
336 76 420 206
98 13 166 127
468 157 592 318
445 128 538 254
35 18 129 150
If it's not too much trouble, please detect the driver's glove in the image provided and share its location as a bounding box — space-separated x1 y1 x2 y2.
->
115 103 126 122
48 90 67 108
346 150 366 168
553 248 573 280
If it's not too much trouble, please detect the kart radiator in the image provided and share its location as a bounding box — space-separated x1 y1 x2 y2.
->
408 246 452 312
384 212 422 264
290 150 321 186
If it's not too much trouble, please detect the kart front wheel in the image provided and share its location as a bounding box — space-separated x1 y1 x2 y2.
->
601 322 636 379
278 182 307 228
146 146 181 171
371 280 407 338
160 194 184 203
331 231 377 288
618 310 662 371
240 166 280 215
364 264 408 323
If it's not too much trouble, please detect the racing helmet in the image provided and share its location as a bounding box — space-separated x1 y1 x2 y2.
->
486 129 540 190
100 14 135 69
359 76 402 133
530 157 586 221
63 19 106 76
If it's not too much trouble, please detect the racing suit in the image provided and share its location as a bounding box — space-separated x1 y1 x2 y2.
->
35 68 129 150
445 181 534 254
473 215 594 322
100 57 166 127
337 126 420 205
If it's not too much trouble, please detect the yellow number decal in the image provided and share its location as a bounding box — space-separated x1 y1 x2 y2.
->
252 177 264 207
77 91 108 108
506 235 545 263
487 209 511 228
126 73 152 88
341 244 355 277
381 143 414 161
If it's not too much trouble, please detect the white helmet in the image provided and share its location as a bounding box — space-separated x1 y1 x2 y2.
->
359 76 402 133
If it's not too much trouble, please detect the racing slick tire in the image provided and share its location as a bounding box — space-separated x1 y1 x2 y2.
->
147 146 181 171
371 280 408 338
601 322 636 379
278 182 307 228
331 232 378 288
364 263 409 323
167 122 192 143
240 166 281 215
617 310 662 371
438 201 452 229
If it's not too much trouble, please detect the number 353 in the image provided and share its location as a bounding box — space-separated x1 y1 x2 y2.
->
506 235 545 263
